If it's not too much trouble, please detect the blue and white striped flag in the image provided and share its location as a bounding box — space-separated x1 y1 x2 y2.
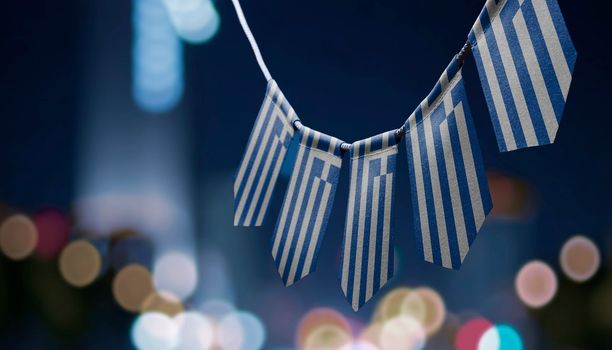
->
469 0 576 152
234 80 299 227
340 131 398 311
405 58 492 270
271 127 344 286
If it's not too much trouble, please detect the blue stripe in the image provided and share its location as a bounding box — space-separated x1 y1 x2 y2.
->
431 106 461 269
471 47 509 152
520 1 566 121
482 9 529 148
500 0 551 145
404 128 425 260
545 0 577 73
417 117 442 266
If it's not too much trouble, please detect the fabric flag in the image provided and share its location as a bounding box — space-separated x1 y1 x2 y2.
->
469 0 576 152
234 80 299 227
404 57 492 270
340 131 398 311
271 126 344 286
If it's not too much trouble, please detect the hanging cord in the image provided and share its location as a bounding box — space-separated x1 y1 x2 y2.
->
230 0 273 81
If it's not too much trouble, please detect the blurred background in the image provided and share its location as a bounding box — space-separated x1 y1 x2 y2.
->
0 0 610 349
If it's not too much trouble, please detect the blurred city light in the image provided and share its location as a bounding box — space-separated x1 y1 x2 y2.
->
162 0 220 44
174 311 215 350
455 318 494 350
220 311 266 350
302 324 352 350
487 172 534 220
373 288 414 322
131 312 179 350
32 208 70 259
297 308 351 349
59 239 104 287
141 290 184 316
413 287 446 337
379 315 426 350
560 235 600 283
133 0 184 113
340 340 379 350
0 214 38 260
153 250 198 301
113 264 155 312
479 324 523 350
515 261 558 308
217 311 246 350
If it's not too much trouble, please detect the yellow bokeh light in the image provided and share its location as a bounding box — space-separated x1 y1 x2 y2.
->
112 264 155 313
413 287 446 337
560 235 600 283
0 214 38 260
141 291 184 316
303 324 352 350
59 240 102 287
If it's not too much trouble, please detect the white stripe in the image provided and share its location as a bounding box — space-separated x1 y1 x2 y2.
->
408 115 433 262
255 134 289 225
513 8 559 141
234 84 277 194
423 116 452 268
380 172 393 285
488 5 538 147
365 174 380 301
455 102 486 228
341 146 359 294
301 179 333 278
532 0 572 100
352 140 371 310
439 105 470 262
473 18 518 151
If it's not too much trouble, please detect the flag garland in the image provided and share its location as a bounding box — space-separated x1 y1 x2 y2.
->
230 0 576 310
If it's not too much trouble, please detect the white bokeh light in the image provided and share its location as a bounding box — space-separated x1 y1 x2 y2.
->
163 0 220 44
174 311 215 350
218 311 266 350
153 251 198 300
131 312 179 350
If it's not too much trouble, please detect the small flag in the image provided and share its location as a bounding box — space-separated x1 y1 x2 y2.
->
404 57 492 270
271 127 344 286
234 80 299 227
340 131 398 311
469 0 576 151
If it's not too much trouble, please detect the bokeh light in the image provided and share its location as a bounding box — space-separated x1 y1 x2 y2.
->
560 235 600 283
0 214 38 260
340 340 380 350
218 311 266 350
374 288 414 322
478 324 523 350
487 172 533 219
515 261 558 308
133 0 184 113
32 208 70 259
131 312 179 350
141 290 184 316
174 311 214 350
297 308 351 349
199 299 235 320
153 251 198 301
59 239 103 287
379 315 426 350
413 287 446 337
113 264 155 312
455 317 494 350
302 324 352 350
162 0 220 44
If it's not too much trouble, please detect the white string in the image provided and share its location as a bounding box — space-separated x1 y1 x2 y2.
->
231 0 273 81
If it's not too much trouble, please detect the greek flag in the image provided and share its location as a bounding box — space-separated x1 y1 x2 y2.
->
234 80 299 227
340 131 398 311
405 58 492 270
271 127 344 286
469 0 576 152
